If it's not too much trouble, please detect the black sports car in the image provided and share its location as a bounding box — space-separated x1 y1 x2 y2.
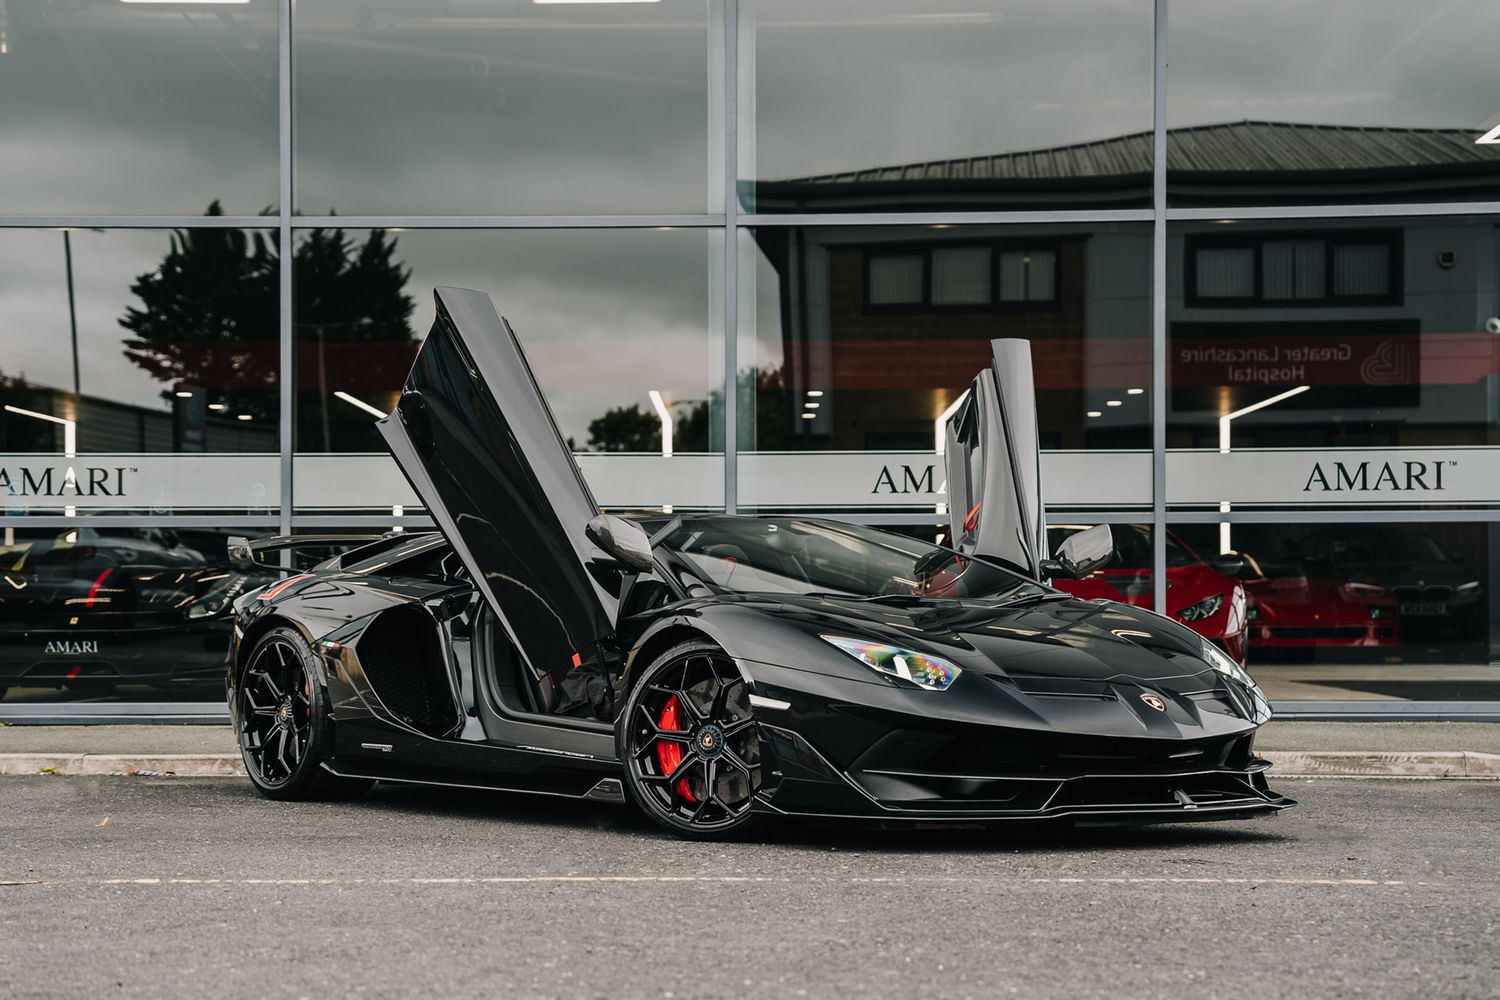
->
225 287 1292 838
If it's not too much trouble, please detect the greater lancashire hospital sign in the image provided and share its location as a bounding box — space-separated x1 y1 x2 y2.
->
3 447 1496 513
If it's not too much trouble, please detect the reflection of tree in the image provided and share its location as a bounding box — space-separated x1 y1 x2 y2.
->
120 202 278 420
119 202 416 445
579 365 787 453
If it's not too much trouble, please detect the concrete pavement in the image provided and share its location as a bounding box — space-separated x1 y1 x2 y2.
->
1 776 1497 999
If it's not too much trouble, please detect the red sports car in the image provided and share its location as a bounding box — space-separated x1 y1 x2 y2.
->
1240 554 1401 652
1046 524 1249 665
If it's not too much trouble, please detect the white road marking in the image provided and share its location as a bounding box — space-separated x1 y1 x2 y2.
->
0 874 1435 889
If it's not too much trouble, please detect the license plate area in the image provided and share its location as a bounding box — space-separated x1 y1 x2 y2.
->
1400 602 1447 616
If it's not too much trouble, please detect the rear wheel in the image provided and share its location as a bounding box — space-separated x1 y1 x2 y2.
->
237 626 373 801
620 640 765 840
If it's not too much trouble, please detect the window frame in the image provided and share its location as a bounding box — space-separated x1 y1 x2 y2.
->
1184 229 1404 308
861 239 1065 313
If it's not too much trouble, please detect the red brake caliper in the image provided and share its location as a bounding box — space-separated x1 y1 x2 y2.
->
655 694 696 803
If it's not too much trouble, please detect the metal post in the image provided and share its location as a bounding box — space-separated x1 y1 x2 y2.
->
722 0 739 514
1151 0 1168 614
277 0 293 540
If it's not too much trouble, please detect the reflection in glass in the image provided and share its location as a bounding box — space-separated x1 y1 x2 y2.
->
1168 217 1500 451
293 0 711 216
0 526 276 705
1168 0 1500 205
0 226 280 513
744 0 1154 211
293 227 723 512
739 225 1151 454
1172 521 1500 699
0 0 278 215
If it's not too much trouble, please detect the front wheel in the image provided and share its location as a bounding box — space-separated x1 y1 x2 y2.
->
619 640 765 840
236 626 373 801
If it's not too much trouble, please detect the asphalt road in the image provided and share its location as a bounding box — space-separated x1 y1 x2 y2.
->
2 777 1497 1000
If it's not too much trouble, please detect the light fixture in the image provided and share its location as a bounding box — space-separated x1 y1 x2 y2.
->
208 403 228 412
647 390 673 513
174 390 194 398
806 390 824 398
804 402 820 410
1106 400 1122 407
800 413 816 420
1127 387 1144 396
1086 410 1102 418
333 390 387 420
1217 384 1311 552
236 414 253 422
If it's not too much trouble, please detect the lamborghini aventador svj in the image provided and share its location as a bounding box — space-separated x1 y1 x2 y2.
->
224 287 1293 839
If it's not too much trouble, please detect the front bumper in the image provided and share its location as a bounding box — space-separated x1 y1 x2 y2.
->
740 659 1292 825
1250 621 1400 648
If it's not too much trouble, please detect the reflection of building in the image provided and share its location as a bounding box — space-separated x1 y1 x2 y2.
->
1 385 275 454
752 120 1500 212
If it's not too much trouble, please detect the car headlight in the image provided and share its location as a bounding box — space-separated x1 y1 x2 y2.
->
1176 594 1224 622
1456 581 1481 596
820 635 962 692
1201 639 1256 690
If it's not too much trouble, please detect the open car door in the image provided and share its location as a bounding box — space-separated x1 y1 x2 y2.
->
944 338 1047 579
378 287 618 689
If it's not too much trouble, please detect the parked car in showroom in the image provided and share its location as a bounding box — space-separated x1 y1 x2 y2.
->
0 527 265 701
1307 530 1484 639
222 288 1290 839
1045 524 1249 665
1236 552 1401 655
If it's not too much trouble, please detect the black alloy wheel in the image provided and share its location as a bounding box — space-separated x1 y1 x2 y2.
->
621 640 765 839
237 626 373 801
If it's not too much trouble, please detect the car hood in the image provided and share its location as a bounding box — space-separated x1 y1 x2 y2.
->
730 592 1230 689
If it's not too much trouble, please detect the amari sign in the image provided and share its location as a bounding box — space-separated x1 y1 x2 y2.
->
1168 448 1495 506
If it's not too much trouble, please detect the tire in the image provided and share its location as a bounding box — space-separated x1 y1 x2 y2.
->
236 626 374 802
618 639 766 840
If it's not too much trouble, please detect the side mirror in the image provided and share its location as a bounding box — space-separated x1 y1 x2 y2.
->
585 514 654 573
1042 524 1113 580
1209 552 1247 577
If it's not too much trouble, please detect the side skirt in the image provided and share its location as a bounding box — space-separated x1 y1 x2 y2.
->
320 761 628 805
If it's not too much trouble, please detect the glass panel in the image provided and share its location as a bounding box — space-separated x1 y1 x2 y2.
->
294 227 724 513
1168 217 1500 511
744 0 1155 212
1168 0 1500 206
0 228 280 515
1173 521 1500 702
293 0 711 216
0 0 279 215
867 254 924 305
738 224 1152 513
1194 247 1254 299
930 247 989 306
0 526 277 705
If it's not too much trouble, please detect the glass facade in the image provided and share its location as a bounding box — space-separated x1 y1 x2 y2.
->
1 0 1497 714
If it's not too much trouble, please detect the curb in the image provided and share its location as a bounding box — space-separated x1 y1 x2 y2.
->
0 751 1498 779
0 753 245 777
1261 750 1500 779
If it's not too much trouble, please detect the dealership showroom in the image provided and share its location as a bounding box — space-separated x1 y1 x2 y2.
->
2 0 1497 721
5 2 1500 998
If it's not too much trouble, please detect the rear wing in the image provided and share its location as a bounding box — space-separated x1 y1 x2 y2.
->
226 534 397 575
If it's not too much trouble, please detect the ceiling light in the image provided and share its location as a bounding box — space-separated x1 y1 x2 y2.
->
208 403 228 412
236 414 253 421
1086 410 1102 418
801 413 816 420
804 402 820 409
1106 400 1122 407
174 390 193 398
806 390 824 398
1127 387 1144 395
334 390 387 419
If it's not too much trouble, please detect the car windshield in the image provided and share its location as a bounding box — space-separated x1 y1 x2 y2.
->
656 516 1048 602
